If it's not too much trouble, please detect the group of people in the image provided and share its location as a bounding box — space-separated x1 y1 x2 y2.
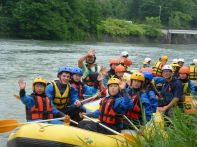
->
18 49 197 134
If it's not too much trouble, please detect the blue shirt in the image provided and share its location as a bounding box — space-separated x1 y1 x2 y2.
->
146 90 158 113
159 78 183 106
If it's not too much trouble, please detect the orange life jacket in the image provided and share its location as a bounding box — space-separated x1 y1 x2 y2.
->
126 95 141 120
26 95 53 120
99 98 120 125
71 82 84 100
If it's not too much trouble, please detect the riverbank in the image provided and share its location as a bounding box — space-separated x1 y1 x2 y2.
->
1 34 197 44
93 34 197 44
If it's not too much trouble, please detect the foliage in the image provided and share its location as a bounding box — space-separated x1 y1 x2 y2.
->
144 108 197 147
145 17 161 28
0 0 196 40
97 18 163 37
0 0 101 40
168 12 192 29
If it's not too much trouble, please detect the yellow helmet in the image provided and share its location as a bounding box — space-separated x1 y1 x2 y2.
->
107 78 120 86
130 72 145 82
32 77 47 91
161 55 168 61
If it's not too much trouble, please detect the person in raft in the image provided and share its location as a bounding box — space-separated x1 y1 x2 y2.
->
46 66 85 122
18 77 67 124
78 78 133 134
70 67 106 101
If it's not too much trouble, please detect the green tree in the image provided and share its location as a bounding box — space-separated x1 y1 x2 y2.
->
168 11 192 28
11 0 70 40
145 17 161 28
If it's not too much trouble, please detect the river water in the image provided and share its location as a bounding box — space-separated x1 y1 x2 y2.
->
0 39 196 146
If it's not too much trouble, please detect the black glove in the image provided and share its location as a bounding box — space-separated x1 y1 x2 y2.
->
19 89 26 97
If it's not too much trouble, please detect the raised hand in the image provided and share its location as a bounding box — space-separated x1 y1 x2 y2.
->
100 66 107 76
18 79 26 90
97 73 104 82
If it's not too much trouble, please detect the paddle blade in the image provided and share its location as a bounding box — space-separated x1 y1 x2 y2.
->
0 120 18 125
0 120 21 133
13 94 20 100
123 134 136 143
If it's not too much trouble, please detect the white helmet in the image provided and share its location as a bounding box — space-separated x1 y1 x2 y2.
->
121 51 129 57
193 59 197 65
162 65 173 71
144 57 151 62
178 58 184 63
172 59 178 64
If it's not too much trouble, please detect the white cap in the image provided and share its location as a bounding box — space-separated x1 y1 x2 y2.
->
193 59 197 64
172 59 178 64
144 57 151 62
178 58 184 63
121 51 129 57
162 65 173 71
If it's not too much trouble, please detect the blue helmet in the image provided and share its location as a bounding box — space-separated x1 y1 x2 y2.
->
57 66 73 77
142 71 153 82
72 67 83 76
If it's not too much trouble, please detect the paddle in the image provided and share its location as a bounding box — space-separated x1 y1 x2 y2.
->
13 94 20 99
82 114 135 143
123 115 144 136
80 94 99 104
0 117 78 133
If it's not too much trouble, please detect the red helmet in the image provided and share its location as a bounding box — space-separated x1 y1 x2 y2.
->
140 68 153 74
120 58 132 67
179 66 190 75
109 59 120 65
115 65 126 73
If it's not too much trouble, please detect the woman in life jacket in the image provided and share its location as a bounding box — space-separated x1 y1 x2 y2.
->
78 49 102 87
114 64 132 89
78 78 133 134
179 66 195 96
70 67 106 101
114 64 126 80
106 58 120 80
125 72 152 126
18 77 66 124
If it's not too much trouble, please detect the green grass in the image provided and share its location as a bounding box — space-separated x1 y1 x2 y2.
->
141 108 197 147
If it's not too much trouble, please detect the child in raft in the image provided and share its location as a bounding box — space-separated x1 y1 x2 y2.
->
18 77 68 124
78 78 133 134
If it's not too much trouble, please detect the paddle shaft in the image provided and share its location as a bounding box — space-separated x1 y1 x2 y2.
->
83 115 120 135
123 115 140 132
80 95 98 104
31 117 78 125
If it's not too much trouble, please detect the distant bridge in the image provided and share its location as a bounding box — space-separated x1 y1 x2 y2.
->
161 29 197 35
161 29 197 43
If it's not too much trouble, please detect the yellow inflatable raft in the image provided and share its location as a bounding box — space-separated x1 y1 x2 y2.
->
7 123 137 147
